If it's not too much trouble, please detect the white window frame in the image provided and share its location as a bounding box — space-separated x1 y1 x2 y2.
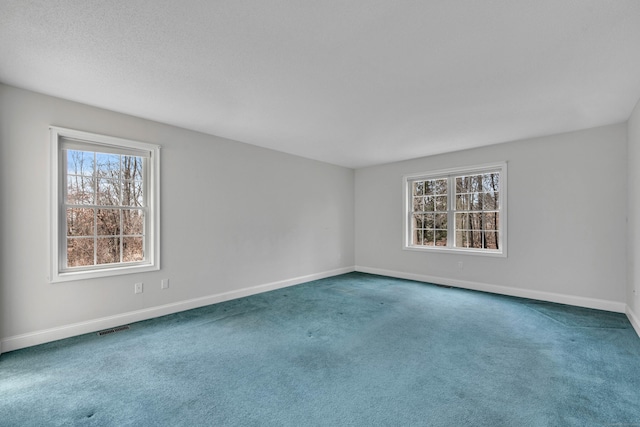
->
403 162 507 257
50 126 161 282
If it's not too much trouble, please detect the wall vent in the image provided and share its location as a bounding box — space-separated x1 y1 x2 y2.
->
97 325 130 336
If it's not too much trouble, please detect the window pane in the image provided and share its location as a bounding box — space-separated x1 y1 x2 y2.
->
435 195 447 211
97 178 120 205
434 179 447 194
122 156 143 181
423 180 434 195
435 230 447 246
469 230 483 248
95 153 121 178
435 213 447 229
67 150 94 176
413 196 424 212
424 230 435 246
483 173 500 192
470 193 482 210
413 181 424 196
67 238 94 267
469 213 483 231
424 196 435 212
424 213 435 229
471 175 483 191
494 213 500 230
455 230 468 248
456 229 488 248
67 208 94 236
66 175 95 204
412 213 424 229
483 193 497 210
456 176 471 193
413 229 423 245
97 209 121 235
122 180 144 207
484 231 499 249
123 237 144 262
97 237 120 264
455 194 469 210
483 212 498 230
455 213 468 229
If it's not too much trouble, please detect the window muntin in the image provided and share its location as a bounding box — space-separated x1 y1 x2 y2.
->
50 127 160 282
454 173 500 250
65 150 146 268
411 178 448 246
404 163 506 256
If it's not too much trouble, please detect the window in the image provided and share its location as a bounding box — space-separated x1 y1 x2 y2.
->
50 127 160 282
404 162 506 256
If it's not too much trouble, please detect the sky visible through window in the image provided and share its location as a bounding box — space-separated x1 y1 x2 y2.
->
65 149 145 267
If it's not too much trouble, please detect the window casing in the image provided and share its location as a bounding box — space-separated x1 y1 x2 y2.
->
50 127 160 282
403 162 507 256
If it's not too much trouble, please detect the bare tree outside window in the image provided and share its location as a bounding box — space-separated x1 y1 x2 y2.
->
65 150 145 268
455 173 499 250
406 165 504 254
411 178 448 246
51 127 159 282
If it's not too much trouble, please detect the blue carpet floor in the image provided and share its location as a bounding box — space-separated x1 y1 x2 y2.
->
1 273 639 426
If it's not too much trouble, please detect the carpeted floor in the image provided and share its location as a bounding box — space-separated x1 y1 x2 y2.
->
1 273 639 426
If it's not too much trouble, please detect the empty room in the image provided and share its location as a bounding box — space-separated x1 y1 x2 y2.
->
1 1 640 425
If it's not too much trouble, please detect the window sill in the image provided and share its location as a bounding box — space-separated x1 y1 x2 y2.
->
403 245 507 258
50 263 159 283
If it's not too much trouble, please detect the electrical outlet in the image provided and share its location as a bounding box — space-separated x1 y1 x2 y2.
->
161 279 169 290
134 282 143 294
457 261 464 271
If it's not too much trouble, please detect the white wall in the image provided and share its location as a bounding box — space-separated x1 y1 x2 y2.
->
627 98 640 334
0 84 355 352
355 124 628 311
1 81 635 353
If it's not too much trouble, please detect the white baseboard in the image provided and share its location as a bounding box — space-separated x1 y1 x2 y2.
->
355 265 627 313
3 265 633 355
626 306 640 338
0 266 355 354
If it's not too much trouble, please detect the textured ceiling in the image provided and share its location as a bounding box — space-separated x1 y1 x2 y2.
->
2 1 640 168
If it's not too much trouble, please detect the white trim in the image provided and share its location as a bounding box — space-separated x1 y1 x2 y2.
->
403 161 507 257
402 245 506 257
0 266 355 353
402 162 509 181
51 126 162 153
626 306 640 338
355 265 626 313
49 126 161 282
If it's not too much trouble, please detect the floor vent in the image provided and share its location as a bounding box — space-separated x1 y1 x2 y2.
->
97 325 130 336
